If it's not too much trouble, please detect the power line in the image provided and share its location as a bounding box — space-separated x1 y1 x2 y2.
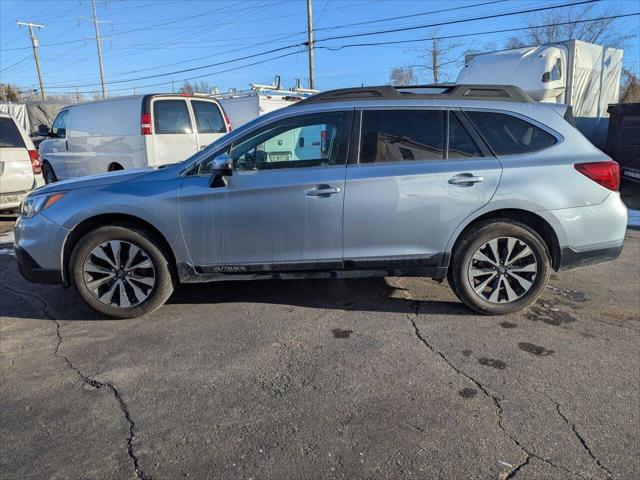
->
47 11 638 96
47 49 305 95
315 0 600 43
42 0 606 90
317 12 640 50
0 0 263 52
313 0 509 32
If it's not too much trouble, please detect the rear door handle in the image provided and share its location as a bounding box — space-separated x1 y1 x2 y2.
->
305 185 341 197
448 173 484 186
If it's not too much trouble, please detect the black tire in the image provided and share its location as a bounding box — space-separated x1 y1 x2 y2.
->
70 225 175 318
450 220 551 315
42 161 58 184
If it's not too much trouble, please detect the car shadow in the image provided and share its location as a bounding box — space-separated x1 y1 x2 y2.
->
166 277 471 316
1 272 471 322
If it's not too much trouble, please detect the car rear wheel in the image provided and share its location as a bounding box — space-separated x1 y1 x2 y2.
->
450 221 551 315
71 225 175 318
42 162 58 184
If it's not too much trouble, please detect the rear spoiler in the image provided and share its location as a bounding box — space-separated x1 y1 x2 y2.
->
547 103 575 126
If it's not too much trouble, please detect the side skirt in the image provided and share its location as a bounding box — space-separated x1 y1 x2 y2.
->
177 262 447 283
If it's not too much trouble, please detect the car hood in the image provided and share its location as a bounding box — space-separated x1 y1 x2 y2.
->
33 168 155 195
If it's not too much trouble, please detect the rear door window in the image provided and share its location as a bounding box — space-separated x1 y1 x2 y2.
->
153 99 192 134
0 117 25 148
466 111 556 155
448 113 482 159
359 110 445 163
191 101 225 133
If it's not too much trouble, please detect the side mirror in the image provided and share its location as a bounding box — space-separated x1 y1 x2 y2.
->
209 153 233 188
37 124 50 136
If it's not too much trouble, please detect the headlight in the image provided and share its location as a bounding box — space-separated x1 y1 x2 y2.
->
20 192 66 218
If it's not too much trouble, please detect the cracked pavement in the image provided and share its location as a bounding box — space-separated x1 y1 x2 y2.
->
1 221 638 479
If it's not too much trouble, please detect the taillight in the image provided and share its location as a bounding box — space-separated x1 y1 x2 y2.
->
141 113 152 135
574 161 620 191
224 113 232 132
28 149 41 174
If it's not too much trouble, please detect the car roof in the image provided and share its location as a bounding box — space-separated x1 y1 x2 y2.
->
296 84 534 105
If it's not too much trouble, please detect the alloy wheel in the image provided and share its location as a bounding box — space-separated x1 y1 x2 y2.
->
83 240 156 308
467 236 538 304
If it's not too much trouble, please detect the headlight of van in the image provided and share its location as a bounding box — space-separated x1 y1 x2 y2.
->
20 192 66 218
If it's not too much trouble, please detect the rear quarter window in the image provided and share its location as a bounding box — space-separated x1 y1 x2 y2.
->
0 117 25 148
466 111 556 155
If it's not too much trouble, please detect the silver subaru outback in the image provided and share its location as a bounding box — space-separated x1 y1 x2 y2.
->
14 85 627 318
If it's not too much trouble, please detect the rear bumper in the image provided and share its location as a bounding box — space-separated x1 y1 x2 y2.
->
14 245 63 284
0 190 29 212
558 243 623 270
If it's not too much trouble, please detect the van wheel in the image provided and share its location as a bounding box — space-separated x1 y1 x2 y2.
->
71 225 175 318
108 163 124 172
450 221 551 315
42 162 58 184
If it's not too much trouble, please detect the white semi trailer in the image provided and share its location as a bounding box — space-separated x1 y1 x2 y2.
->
457 39 623 147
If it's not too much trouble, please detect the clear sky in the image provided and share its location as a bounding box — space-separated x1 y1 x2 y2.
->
1 0 639 98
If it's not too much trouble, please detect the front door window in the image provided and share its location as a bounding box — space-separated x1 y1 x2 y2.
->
233 112 347 171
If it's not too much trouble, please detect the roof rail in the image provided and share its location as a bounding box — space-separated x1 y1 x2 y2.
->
296 84 533 105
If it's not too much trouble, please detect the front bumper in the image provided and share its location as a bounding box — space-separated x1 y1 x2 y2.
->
14 245 63 284
13 213 68 285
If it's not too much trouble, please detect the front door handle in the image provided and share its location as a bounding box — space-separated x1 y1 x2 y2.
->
448 173 484 186
305 185 341 197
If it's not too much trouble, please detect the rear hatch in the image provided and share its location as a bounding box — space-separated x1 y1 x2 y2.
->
0 116 34 194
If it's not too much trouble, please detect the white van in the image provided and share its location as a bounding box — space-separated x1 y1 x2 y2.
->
0 112 43 212
39 94 230 182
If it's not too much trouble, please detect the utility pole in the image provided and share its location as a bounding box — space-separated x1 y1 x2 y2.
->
431 38 439 84
80 0 109 99
306 0 315 90
16 21 46 100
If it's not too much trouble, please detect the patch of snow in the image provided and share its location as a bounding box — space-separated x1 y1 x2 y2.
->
628 209 640 228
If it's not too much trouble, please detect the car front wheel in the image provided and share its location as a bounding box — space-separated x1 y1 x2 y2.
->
450 221 551 315
70 225 175 318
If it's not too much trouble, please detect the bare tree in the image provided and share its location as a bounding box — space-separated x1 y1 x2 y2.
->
0 84 20 101
506 4 633 49
620 68 640 103
180 80 212 94
180 81 194 95
389 66 416 85
417 34 462 83
390 30 463 85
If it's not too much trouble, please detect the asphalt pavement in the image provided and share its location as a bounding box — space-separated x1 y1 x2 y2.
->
0 220 638 480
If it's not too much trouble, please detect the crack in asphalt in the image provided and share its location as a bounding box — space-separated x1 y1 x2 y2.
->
504 455 530 479
554 402 613 478
0 281 149 480
406 301 589 480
